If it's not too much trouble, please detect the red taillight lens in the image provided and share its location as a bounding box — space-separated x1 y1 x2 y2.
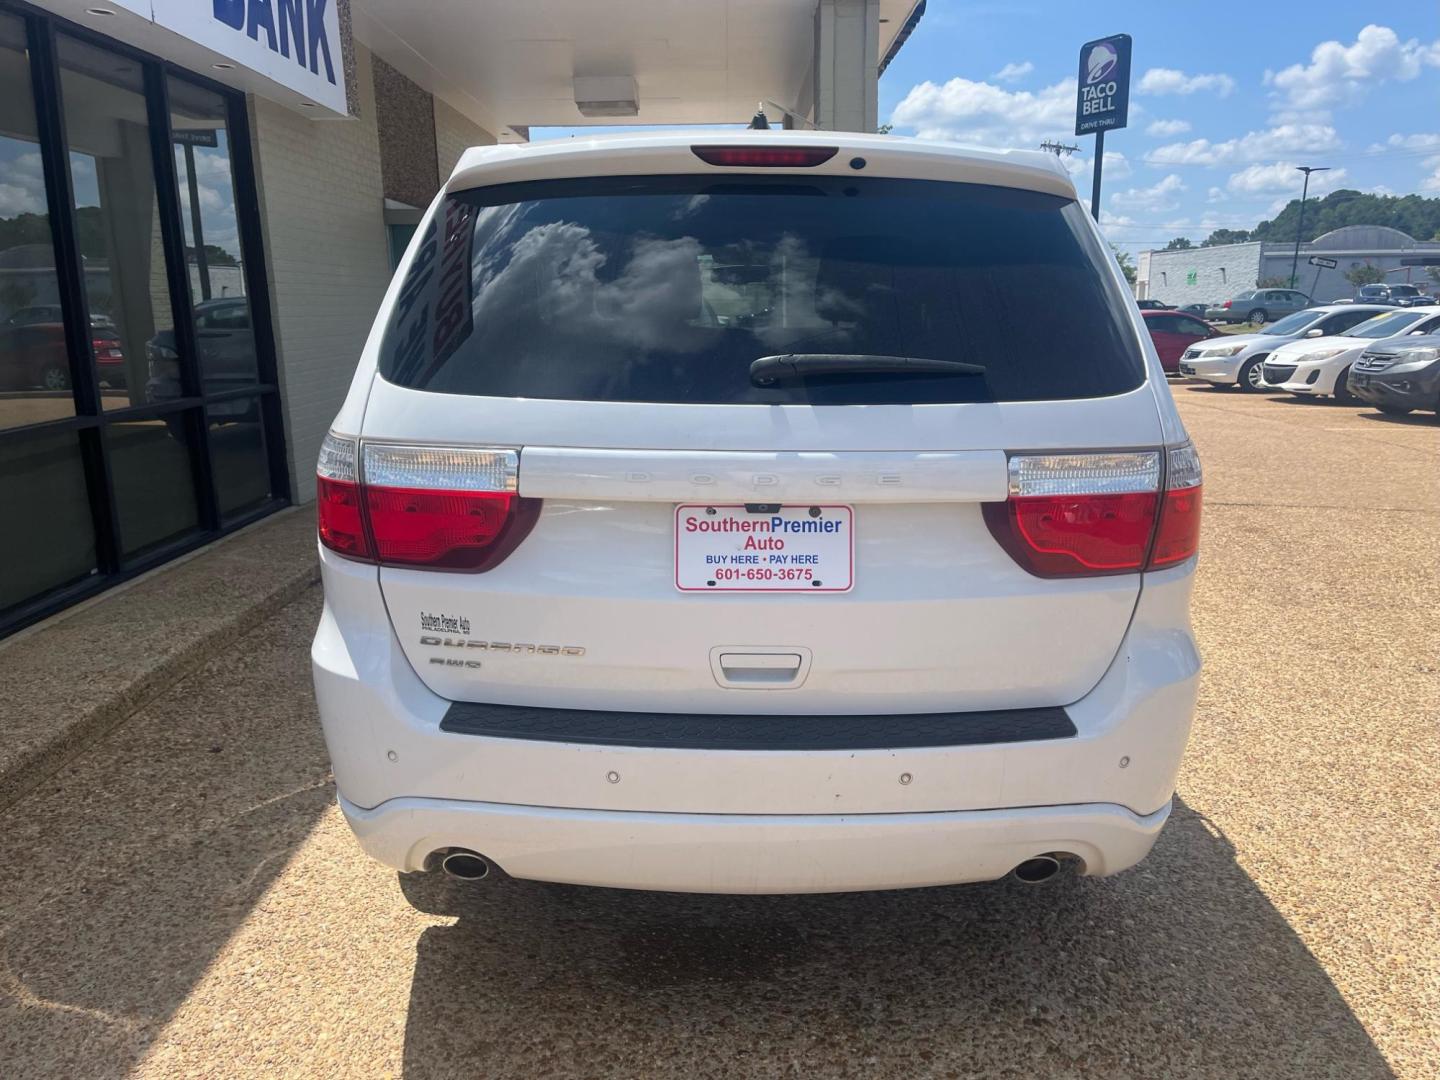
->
365 487 539 571
985 446 1201 578
317 476 371 559
691 145 838 167
1150 486 1203 568
1222 300 1232 309
315 434 538 572
989 492 1159 576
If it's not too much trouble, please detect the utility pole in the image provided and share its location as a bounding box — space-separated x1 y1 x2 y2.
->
1039 140 1079 158
1290 165 1330 287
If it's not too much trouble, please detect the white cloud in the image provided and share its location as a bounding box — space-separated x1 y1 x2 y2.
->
1206 186 1225 202
1100 151 1132 180
890 76 1075 147
1268 25 1440 111
1145 118 1191 137
1145 123 1341 165
0 152 47 216
1420 166 1440 192
992 61 1034 82
1226 162 1347 195
0 182 46 217
1111 173 1186 211
1386 133 1440 152
1137 68 1236 97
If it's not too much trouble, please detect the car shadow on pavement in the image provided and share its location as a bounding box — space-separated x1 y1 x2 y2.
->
397 798 1394 1079
1356 410 1439 426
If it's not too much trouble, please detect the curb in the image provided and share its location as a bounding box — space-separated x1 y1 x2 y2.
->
0 509 320 811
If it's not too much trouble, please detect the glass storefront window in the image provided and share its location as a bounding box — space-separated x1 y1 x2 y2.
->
0 429 98 611
168 77 260 396
106 410 200 558
0 14 75 429
0 12 285 634
208 397 272 519
57 33 176 412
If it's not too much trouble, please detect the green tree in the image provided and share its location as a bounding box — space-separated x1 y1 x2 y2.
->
191 243 238 267
1112 245 1136 286
1344 263 1386 287
1251 190 1440 244
1163 237 1193 250
1201 228 1250 246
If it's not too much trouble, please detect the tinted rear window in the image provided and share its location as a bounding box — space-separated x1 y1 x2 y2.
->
380 175 1145 405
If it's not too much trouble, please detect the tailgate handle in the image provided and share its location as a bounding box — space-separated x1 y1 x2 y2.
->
712 650 810 689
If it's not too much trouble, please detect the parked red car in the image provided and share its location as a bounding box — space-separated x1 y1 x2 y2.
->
0 306 125 390
1141 309 1220 374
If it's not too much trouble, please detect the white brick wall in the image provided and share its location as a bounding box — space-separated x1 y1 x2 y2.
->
247 44 392 504
1141 242 1264 308
434 97 495 182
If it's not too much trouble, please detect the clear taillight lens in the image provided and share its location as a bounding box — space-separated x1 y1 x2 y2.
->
317 432 370 559
316 435 539 572
984 445 1201 578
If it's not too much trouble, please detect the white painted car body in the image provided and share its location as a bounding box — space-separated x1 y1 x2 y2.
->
1265 307 1440 397
1179 305 1390 388
310 130 1202 894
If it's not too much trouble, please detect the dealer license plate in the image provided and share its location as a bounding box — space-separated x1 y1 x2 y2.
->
675 504 854 592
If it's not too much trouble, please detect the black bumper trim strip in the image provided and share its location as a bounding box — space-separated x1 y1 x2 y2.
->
439 702 1076 750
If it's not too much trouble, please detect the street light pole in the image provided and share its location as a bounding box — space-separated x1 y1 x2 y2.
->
1290 165 1330 288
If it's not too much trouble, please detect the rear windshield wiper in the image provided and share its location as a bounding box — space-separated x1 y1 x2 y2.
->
749 353 985 386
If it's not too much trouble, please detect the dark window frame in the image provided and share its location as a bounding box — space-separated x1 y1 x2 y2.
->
0 0 290 637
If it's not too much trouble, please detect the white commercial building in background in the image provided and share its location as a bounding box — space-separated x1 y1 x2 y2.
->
1137 225 1440 307
0 0 925 632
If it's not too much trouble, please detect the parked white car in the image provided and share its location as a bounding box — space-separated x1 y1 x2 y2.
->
1263 307 1440 400
1179 305 1390 391
310 131 1202 895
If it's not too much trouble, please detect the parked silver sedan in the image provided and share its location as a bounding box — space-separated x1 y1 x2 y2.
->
1179 305 1391 390
1205 288 1312 325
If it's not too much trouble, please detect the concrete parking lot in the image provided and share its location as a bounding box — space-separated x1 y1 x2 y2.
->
1 386 1436 1079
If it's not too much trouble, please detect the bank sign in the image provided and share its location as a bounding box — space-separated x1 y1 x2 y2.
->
1074 34 1131 136
64 0 346 115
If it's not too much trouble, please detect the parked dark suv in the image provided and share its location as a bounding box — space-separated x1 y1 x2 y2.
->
1348 331 1440 415
146 297 259 429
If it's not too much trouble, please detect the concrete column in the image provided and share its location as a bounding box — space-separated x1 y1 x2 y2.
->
812 0 879 133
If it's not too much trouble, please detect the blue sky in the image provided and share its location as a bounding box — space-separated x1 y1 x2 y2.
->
880 1 1440 253
535 2 1440 256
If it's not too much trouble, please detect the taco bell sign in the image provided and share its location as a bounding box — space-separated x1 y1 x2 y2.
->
1074 34 1131 136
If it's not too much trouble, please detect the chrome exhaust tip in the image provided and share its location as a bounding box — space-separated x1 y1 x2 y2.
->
439 850 491 881
1012 855 1062 884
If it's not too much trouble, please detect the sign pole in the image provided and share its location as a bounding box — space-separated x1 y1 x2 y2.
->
1090 129 1104 222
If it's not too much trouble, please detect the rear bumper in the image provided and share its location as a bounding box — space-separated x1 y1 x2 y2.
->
313 551 1200 892
341 793 1172 892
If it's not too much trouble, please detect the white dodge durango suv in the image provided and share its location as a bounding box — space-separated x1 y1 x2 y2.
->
311 132 1203 894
